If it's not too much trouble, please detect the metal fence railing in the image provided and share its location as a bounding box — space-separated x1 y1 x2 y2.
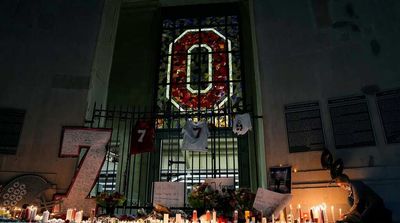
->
87 103 253 214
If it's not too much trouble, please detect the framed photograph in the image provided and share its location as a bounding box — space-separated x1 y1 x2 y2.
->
268 166 292 194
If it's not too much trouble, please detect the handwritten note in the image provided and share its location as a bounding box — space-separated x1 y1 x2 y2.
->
253 188 292 217
204 178 235 191
153 182 185 207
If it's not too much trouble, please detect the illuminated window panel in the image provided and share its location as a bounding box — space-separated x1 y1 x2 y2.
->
157 15 242 113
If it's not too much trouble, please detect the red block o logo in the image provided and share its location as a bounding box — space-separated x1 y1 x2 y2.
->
166 28 232 110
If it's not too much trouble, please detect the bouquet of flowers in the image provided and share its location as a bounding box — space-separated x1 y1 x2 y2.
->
96 192 126 208
188 183 257 218
188 183 218 210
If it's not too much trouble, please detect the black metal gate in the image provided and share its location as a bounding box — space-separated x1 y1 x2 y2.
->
87 103 253 214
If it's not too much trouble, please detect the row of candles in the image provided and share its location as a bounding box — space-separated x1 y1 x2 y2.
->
0 205 42 221
160 205 343 223
66 208 85 223
0 205 54 222
284 204 343 223
0 206 86 223
0 205 344 223
124 206 342 223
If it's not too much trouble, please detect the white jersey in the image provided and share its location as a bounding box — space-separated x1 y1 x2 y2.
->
232 113 252 135
181 120 210 152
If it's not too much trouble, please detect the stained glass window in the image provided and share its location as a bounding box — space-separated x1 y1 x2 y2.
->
157 15 243 118
156 13 244 190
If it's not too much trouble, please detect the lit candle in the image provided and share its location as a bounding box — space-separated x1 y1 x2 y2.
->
30 206 37 222
75 210 83 223
272 214 275 223
339 208 342 219
245 210 250 220
164 213 169 223
244 211 250 223
72 208 77 220
212 210 217 223
66 208 73 221
322 204 328 223
43 210 50 223
176 214 182 223
262 217 267 223
90 208 96 222
24 206 31 221
303 213 308 222
206 210 211 223
233 210 238 223
279 210 286 223
297 204 302 223
192 210 198 223
320 208 325 223
331 206 335 223
13 207 22 218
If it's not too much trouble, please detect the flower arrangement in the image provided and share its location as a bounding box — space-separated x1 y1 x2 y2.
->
95 192 126 208
188 183 219 210
188 183 257 218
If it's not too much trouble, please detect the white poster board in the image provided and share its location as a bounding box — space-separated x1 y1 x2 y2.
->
153 182 185 207
204 178 235 191
253 188 292 217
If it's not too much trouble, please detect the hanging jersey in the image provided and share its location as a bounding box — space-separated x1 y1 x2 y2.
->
130 120 155 155
233 113 252 135
181 120 210 152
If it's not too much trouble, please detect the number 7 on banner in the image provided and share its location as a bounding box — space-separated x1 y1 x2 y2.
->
55 127 111 214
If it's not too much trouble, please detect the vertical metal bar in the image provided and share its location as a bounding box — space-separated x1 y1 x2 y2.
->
167 107 172 181
124 105 134 214
217 106 221 177
97 104 103 128
251 112 259 188
233 135 236 187
105 106 119 190
160 112 165 182
205 106 208 179
145 106 151 203
137 107 144 205
198 94 201 181
188 105 194 187
129 106 137 208
210 106 214 178
120 105 130 210
90 102 97 128
145 152 150 204
197 26 202 116
114 105 122 191
225 117 229 178
91 103 102 195
177 107 180 181
103 104 111 191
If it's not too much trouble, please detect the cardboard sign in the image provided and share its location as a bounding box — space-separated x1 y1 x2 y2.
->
153 182 185 207
204 178 235 191
253 188 292 217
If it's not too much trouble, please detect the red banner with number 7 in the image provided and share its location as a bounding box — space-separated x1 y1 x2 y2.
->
130 120 155 155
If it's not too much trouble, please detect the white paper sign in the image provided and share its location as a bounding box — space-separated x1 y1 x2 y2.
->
253 188 292 217
153 182 185 207
204 178 235 191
